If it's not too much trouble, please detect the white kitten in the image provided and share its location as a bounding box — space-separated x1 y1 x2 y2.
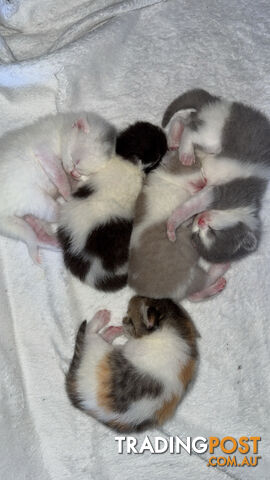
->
0 112 115 263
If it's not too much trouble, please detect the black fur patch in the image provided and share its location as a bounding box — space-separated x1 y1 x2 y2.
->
95 274 128 292
116 122 167 173
58 227 91 281
72 184 95 199
84 218 132 271
66 320 87 409
108 350 163 413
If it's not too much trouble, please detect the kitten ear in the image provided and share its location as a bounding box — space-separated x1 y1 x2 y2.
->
73 117 90 134
141 303 159 330
241 231 258 252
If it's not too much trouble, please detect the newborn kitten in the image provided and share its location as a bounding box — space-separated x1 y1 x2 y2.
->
58 122 167 292
0 112 114 263
66 296 198 432
128 151 229 303
162 89 270 262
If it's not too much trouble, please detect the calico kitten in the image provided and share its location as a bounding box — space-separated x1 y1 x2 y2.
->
128 150 229 303
162 89 270 262
0 112 114 263
58 122 167 292
66 296 198 432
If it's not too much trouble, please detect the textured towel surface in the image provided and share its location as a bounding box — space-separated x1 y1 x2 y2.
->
0 1 269 479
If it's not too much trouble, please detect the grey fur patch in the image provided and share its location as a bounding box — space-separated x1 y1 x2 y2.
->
221 102 270 166
128 222 208 301
192 221 262 263
162 88 219 127
210 177 268 210
108 350 163 413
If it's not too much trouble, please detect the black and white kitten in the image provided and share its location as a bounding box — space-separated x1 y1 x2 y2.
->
58 121 167 291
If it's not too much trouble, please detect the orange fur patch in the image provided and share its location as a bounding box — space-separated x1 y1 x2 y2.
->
155 394 180 425
179 358 196 389
96 354 113 412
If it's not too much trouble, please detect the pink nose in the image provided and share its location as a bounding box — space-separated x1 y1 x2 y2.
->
198 216 206 227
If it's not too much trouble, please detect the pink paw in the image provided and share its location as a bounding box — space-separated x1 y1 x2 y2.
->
180 153 195 166
70 168 81 180
167 221 176 242
88 309 111 334
102 326 123 343
94 309 111 323
214 277 226 293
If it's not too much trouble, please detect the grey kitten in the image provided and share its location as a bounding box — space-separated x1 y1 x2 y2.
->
163 89 270 263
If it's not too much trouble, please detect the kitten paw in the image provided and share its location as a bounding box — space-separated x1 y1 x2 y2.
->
88 309 111 334
70 168 81 180
101 326 123 343
180 153 195 166
167 221 177 242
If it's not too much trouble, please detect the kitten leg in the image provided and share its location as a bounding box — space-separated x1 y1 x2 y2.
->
188 262 230 301
178 129 196 165
167 187 214 242
35 147 71 200
188 277 226 301
167 108 195 150
101 326 123 344
86 310 111 336
24 215 59 249
0 216 41 264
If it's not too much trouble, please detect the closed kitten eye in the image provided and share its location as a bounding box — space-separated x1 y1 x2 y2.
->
122 316 136 335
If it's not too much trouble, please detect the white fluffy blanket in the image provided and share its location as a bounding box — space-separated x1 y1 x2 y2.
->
0 1 269 479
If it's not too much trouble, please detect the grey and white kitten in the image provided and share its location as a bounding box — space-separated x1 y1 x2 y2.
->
163 89 270 262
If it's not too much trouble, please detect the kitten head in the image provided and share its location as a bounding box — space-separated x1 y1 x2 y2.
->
191 213 261 262
116 122 167 174
122 295 193 339
63 112 116 179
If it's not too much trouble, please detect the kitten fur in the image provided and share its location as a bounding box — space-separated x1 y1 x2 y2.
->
0 111 115 263
163 89 270 262
66 296 198 432
58 122 167 292
128 151 229 303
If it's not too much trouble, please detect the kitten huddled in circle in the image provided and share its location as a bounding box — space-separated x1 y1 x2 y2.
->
66 296 198 432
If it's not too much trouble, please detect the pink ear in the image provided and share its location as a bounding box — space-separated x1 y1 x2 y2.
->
167 116 184 149
72 117 90 134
